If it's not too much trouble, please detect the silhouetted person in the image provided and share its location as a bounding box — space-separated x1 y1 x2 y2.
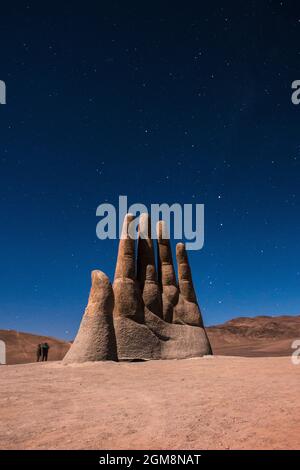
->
41 342 50 361
36 343 41 362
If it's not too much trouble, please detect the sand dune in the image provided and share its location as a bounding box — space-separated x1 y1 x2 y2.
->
0 356 299 450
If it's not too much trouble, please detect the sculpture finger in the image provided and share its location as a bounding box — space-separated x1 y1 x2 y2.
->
174 242 206 328
137 213 157 289
137 213 162 318
114 213 136 280
156 220 177 287
63 270 117 363
156 220 178 322
176 243 197 302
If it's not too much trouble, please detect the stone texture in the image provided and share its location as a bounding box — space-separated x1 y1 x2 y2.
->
63 271 117 364
64 213 212 363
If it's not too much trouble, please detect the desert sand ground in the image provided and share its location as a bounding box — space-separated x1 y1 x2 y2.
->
1 356 299 450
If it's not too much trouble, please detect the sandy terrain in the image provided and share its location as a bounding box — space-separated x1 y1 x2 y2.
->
0 355 299 450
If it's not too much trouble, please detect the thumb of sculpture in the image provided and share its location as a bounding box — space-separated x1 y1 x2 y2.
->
63 270 118 364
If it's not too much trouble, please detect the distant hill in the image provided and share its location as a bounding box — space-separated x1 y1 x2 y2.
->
206 315 300 357
1 315 299 364
0 330 71 365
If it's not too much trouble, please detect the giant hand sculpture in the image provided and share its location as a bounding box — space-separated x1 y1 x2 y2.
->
63 214 212 363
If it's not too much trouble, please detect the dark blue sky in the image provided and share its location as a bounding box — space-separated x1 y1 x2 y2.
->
0 1 300 339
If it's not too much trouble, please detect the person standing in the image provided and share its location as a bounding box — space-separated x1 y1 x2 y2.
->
36 343 41 362
41 342 50 361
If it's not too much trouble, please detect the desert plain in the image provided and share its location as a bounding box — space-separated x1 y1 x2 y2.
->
1 315 299 450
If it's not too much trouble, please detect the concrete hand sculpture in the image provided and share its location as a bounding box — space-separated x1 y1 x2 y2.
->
63 214 212 364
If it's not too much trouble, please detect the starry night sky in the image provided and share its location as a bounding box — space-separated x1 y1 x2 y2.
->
0 1 300 339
